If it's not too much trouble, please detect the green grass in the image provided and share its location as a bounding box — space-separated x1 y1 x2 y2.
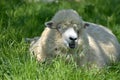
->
0 0 120 80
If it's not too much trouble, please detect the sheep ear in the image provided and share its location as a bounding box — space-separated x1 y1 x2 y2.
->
45 21 55 29
83 22 89 28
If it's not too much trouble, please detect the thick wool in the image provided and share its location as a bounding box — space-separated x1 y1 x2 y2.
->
29 9 120 68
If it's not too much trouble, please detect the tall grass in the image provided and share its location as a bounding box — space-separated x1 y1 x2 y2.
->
0 0 120 80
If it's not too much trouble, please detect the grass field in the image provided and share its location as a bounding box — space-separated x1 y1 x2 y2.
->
0 0 120 80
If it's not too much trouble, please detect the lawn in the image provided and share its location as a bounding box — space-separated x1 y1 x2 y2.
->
0 0 120 80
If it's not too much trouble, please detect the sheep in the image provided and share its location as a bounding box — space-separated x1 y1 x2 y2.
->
29 9 120 68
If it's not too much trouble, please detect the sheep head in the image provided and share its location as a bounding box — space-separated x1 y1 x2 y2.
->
45 9 89 49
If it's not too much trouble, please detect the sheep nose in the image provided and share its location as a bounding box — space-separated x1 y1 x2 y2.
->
69 37 77 41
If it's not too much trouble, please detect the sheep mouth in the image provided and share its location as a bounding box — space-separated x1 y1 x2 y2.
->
69 43 76 49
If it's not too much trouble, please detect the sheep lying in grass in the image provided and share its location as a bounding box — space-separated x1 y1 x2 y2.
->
29 9 120 68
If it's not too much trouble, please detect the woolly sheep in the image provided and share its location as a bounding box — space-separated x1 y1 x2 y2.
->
29 9 120 68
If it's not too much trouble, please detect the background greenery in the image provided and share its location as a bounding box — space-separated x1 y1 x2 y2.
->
0 0 120 80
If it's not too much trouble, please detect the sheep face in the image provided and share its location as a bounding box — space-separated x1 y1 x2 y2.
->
45 21 83 49
44 9 87 49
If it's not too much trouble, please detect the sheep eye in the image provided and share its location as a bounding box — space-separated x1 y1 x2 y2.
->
57 25 61 29
77 30 80 34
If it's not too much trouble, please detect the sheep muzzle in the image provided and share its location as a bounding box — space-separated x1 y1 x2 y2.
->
69 41 76 49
